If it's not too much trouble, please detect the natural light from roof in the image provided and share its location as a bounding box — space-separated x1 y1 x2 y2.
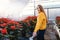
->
0 0 60 21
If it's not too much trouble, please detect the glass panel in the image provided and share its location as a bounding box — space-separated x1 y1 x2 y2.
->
49 8 60 20
0 0 29 21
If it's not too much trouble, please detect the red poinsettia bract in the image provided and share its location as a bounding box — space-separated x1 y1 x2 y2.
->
1 28 7 35
10 26 16 30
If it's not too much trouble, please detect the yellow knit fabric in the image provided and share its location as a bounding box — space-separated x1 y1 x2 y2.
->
34 12 47 32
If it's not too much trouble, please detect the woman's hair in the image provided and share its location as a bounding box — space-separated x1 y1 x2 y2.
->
38 5 45 13
38 5 48 23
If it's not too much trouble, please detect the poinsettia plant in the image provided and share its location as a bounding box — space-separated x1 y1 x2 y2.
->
56 16 60 26
21 16 37 37
0 16 37 40
0 18 24 40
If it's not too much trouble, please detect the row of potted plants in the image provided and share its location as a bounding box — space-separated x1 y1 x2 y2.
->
0 16 37 40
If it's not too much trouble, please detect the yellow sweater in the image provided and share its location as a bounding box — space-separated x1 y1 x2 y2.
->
34 12 47 32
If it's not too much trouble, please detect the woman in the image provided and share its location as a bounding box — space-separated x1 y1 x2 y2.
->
33 5 48 40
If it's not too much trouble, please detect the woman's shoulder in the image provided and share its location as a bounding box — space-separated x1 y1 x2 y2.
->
39 12 44 15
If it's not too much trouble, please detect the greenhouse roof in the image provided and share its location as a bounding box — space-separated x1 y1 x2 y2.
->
35 1 60 9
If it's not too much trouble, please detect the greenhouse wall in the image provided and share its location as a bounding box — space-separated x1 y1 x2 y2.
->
0 0 60 21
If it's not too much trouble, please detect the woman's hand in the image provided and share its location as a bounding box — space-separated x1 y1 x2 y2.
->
32 32 37 38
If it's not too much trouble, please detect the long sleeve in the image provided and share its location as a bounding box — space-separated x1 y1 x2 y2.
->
34 13 44 32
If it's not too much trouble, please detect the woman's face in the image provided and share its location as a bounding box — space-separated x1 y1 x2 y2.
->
37 6 40 12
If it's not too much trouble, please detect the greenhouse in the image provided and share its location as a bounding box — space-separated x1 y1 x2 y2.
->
0 0 60 40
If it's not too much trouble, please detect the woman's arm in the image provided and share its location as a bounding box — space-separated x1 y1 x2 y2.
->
34 13 44 32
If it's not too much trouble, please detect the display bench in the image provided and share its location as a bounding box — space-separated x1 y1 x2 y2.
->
54 23 60 39
46 18 60 40
53 17 60 39
0 16 37 40
55 16 60 38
